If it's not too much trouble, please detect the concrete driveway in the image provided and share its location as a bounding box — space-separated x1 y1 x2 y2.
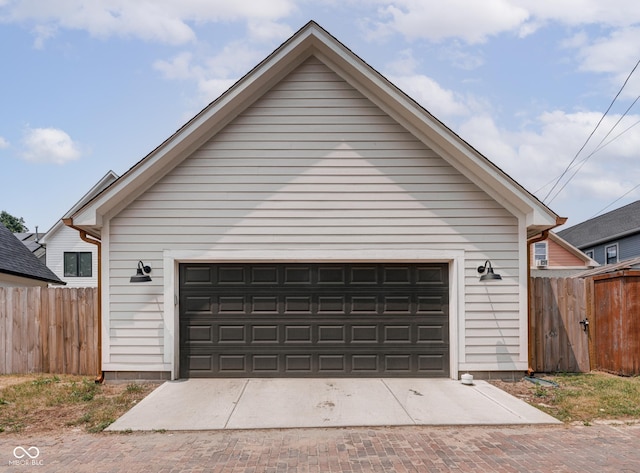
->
107 378 559 431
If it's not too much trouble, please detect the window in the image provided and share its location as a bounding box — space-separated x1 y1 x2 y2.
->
64 252 92 277
534 242 548 261
605 244 618 265
585 250 595 259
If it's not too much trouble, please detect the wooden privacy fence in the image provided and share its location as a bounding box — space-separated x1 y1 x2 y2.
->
591 271 640 376
0 287 98 375
529 277 590 373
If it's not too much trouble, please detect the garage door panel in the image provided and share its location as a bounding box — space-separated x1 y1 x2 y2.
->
251 266 278 284
252 325 279 342
318 325 345 342
182 319 447 345
180 263 449 377
184 296 213 314
416 266 448 285
182 350 449 377
187 325 214 344
182 293 446 316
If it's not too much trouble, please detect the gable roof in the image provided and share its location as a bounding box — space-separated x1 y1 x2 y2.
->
13 232 45 254
0 223 65 285
70 21 561 238
545 232 599 267
558 200 640 249
40 170 119 245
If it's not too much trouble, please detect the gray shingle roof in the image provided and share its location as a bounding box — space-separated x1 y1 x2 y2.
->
557 200 640 248
0 223 64 285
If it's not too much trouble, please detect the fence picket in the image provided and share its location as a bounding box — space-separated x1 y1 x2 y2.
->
0 277 602 376
0 287 98 375
529 277 590 373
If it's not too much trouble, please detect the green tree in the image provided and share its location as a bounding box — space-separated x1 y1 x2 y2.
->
0 210 28 232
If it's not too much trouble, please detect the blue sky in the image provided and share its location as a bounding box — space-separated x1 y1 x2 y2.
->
2 1 640 233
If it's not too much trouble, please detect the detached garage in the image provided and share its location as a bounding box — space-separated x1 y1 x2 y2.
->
67 22 562 381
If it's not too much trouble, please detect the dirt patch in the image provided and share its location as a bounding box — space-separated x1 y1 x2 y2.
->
0 375 36 390
0 374 158 436
490 378 544 403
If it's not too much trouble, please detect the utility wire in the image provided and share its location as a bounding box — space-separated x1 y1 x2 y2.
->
542 59 640 203
534 116 640 196
546 96 640 204
591 182 640 218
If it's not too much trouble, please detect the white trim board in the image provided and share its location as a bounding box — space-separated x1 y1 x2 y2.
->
162 248 465 380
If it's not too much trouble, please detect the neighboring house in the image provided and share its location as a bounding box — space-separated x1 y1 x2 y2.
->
530 232 599 277
558 200 640 266
67 22 562 382
0 222 65 287
40 171 119 287
13 231 46 262
571 256 640 279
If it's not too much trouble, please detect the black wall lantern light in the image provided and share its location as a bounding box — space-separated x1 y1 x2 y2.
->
477 260 502 281
130 261 152 283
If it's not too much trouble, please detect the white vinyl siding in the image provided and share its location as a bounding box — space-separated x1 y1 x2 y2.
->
107 57 521 372
45 224 98 287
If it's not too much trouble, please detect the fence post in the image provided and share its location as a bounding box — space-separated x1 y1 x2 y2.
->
27 287 41 373
0 288 7 374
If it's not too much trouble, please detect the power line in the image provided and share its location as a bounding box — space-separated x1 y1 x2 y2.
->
546 97 640 204
534 115 640 197
591 183 640 218
542 58 640 203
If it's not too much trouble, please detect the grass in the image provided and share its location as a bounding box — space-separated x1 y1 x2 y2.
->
0 374 156 434
503 372 640 424
1 372 638 433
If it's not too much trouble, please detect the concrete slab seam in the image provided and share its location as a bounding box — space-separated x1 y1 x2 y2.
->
224 378 249 429
471 383 527 419
380 378 417 425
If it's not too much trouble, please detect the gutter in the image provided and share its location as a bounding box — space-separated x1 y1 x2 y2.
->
63 218 104 384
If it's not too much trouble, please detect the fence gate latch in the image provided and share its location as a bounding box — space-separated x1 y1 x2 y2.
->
579 318 589 332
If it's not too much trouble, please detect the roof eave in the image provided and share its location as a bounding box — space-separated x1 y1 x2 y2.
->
305 24 561 232
69 21 561 234
0 268 66 286
70 25 323 231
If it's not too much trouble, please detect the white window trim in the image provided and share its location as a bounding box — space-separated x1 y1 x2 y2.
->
605 243 619 264
533 241 548 260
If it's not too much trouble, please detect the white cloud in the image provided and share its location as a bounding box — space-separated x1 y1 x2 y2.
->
384 50 473 119
364 1 640 108
0 136 9 149
367 0 530 44
247 18 294 42
438 43 485 70
456 109 640 207
155 40 269 105
0 0 296 46
365 0 640 45
21 127 82 165
520 0 640 28
458 115 518 164
571 27 640 97
390 74 470 118
154 52 195 81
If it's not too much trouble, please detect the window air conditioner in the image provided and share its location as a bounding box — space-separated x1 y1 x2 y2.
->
535 259 548 268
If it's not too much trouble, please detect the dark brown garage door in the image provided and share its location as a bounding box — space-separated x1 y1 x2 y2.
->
179 263 449 378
